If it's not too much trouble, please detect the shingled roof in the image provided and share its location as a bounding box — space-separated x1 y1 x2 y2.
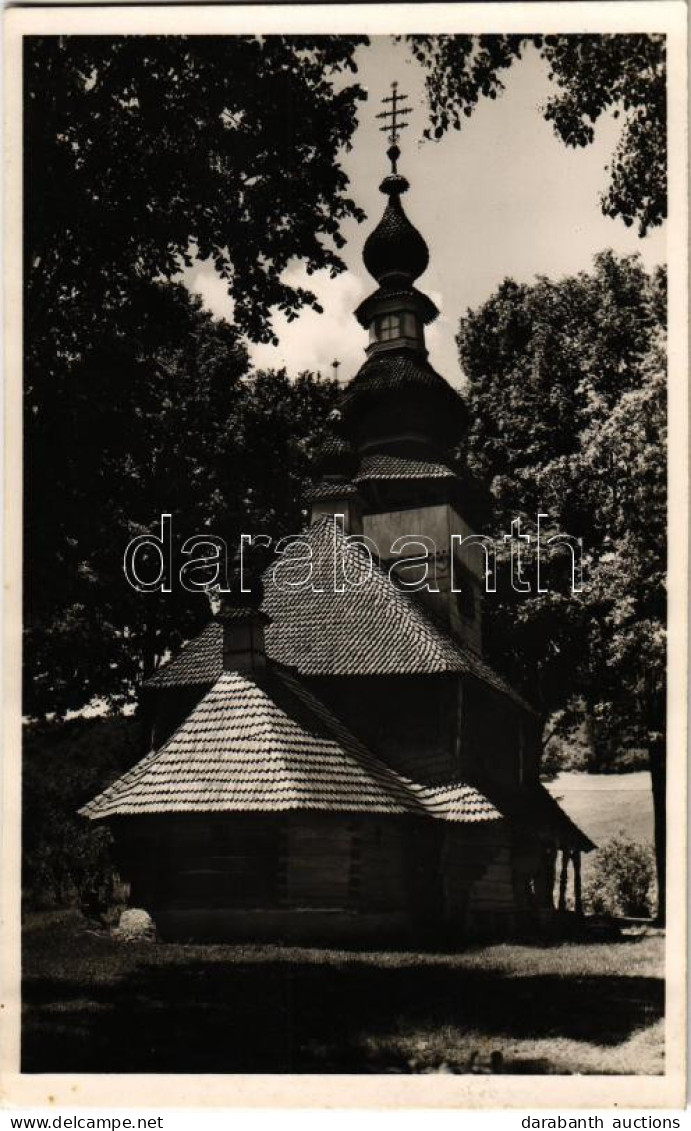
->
145 517 531 711
81 667 500 824
362 175 430 284
146 620 223 689
342 351 463 409
354 285 438 329
355 453 455 482
510 783 596 853
264 518 531 708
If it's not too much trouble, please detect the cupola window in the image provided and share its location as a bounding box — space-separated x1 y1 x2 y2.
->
370 311 420 345
377 312 402 341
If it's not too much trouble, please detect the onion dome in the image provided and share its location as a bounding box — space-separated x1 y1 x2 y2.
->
344 83 467 468
363 175 429 285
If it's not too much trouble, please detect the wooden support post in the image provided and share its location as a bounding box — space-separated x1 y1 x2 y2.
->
573 850 583 916
558 848 569 912
545 845 557 909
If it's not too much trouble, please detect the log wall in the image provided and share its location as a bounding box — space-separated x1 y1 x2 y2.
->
113 812 414 943
306 674 460 784
441 821 515 936
113 812 553 944
460 678 540 787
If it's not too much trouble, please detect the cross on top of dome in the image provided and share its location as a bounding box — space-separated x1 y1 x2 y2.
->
362 83 429 285
376 81 412 174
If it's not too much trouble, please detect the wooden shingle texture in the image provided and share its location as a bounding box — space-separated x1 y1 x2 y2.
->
81 668 500 824
264 517 531 708
355 453 455 481
145 517 531 711
146 620 223 689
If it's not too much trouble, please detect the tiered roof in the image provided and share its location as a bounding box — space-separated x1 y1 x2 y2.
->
341 351 466 432
354 285 438 329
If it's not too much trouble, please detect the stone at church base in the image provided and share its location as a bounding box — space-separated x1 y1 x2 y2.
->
111 907 156 942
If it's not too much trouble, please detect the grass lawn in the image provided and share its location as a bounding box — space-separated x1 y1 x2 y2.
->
546 772 654 848
22 911 664 1076
545 772 655 893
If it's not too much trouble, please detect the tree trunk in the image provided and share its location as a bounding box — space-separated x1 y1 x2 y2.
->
584 697 611 771
649 735 666 925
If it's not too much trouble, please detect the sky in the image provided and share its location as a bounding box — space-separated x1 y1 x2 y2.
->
180 36 667 390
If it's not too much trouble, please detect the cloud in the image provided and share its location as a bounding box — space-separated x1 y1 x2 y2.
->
248 264 368 381
180 259 235 322
180 258 369 383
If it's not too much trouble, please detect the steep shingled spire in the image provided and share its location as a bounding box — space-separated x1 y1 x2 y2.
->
340 84 465 465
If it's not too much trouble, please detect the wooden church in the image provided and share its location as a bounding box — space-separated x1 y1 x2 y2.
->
81 88 592 943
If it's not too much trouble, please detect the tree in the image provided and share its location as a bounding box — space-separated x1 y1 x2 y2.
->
24 280 339 720
24 34 363 718
408 34 666 235
456 252 667 919
25 282 243 718
25 35 367 352
575 339 666 919
23 714 145 909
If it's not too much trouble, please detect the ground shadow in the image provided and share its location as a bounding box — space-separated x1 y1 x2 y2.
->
22 943 663 1073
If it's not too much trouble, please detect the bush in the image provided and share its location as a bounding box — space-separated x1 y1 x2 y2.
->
585 834 655 918
22 714 144 912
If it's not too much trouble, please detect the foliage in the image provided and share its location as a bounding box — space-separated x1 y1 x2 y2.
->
26 283 243 717
585 834 655 917
24 34 361 720
456 251 666 740
24 282 339 719
22 715 145 909
407 34 666 235
542 708 653 777
25 35 366 350
540 724 591 779
542 732 650 779
456 251 666 913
